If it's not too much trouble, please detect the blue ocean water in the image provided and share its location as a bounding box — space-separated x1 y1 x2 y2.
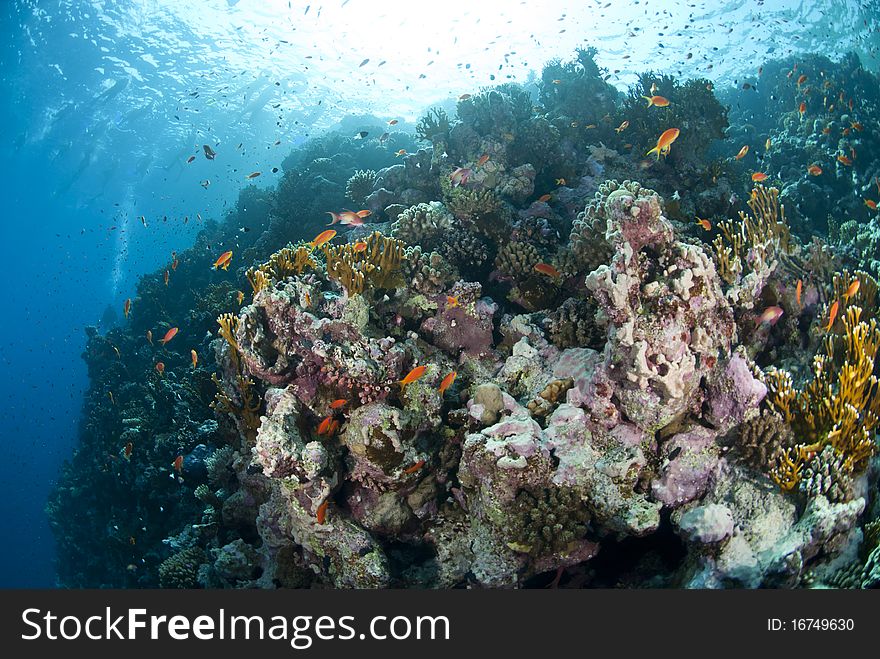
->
1 0 878 588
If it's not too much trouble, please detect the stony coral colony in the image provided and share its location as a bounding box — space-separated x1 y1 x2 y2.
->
50 48 880 590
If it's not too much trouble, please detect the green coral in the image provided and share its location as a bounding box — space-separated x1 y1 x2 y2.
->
509 487 590 556
158 547 206 588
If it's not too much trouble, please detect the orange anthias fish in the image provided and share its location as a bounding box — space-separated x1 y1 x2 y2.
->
851 121 864 132
356 209 372 218
402 459 426 475
164 270 169 286
395 149 407 157
237 290 245 304
146 330 153 345
751 172 769 182
837 154 852 166
172 455 184 474
329 399 348 409
807 164 823 176
316 499 329 524
124 442 133 461
537 194 552 203
734 145 749 160
327 210 364 226
534 262 561 278
865 199 878 211
353 241 368 252
477 153 490 166
825 300 839 331
213 250 233 270
695 217 712 231
646 128 680 160
798 101 806 116
159 327 178 346
400 365 428 387
326 211 364 226
310 229 337 248
245 171 261 179
155 361 165 375
446 295 459 308
755 306 784 327
796 279 803 307
844 279 860 300
642 95 670 108
123 298 131 319
387 119 399 125
797 74 808 86
191 349 198 369
615 120 630 133
317 415 334 435
450 167 473 188
438 371 457 394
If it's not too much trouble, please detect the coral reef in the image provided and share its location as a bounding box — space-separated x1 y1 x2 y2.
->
49 47 880 591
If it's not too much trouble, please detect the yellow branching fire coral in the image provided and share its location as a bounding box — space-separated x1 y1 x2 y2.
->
821 270 878 332
322 231 406 296
246 245 316 296
713 185 792 284
211 312 261 442
764 304 880 489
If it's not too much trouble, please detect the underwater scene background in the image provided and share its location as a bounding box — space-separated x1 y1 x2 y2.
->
2 0 880 588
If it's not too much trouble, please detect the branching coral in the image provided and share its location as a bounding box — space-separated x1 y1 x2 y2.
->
158 547 206 588
764 304 880 490
322 231 406 296
567 180 633 273
822 270 878 331
401 246 457 298
713 185 792 286
799 445 854 503
246 245 316 295
494 240 542 279
828 215 880 280
734 409 794 472
437 229 490 270
390 201 454 250
211 313 262 442
415 107 450 143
